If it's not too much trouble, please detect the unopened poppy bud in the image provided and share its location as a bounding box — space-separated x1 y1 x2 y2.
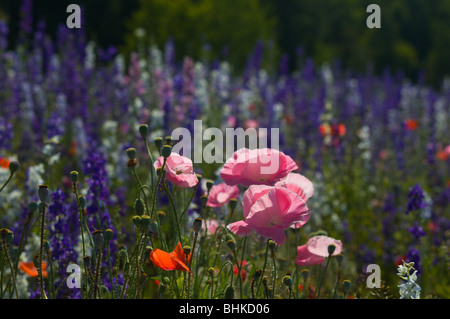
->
268 240 277 251
70 171 79 183
92 230 104 251
139 124 149 139
83 255 91 268
205 180 214 192
134 198 145 215
193 218 203 233
282 275 292 287
104 229 114 242
154 137 163 150
336 253 344 265
224 285 235 299
28 201 39 212
157 211 166 223
327 244 336 256
126 148 137 160
226 239 236 251
183 246 191 256
254 269 263 279
262 276 268 285
342 280 352 292
132 215 141 227
200 195 208 208
9 161 20 174
308 230 328 238
301 269 310 281
78 195 86 209
38 185 49 203
208 267 215 277
164 136 172 145
0 228 13 245
228 198 238 212
162 276 170 285
140 215 151 232
195 174 202 185
161 145 172 158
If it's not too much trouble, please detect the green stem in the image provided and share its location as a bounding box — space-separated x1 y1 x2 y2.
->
315 257 332 299
38 203 48 299
2 242 18 299
256 239 270 298
73 183 87 298
271 250 277 299
0 172 13 193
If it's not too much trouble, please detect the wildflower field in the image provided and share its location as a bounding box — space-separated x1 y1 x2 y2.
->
0 4 449 301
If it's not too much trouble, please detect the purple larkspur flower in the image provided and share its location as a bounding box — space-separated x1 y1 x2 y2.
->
408 221 426 240
405 184 426 215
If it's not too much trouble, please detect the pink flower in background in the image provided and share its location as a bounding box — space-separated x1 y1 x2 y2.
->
295 235 343 266
220 148 298 187
275 172 314 229
206 183 240 207
203 219 222 234
227 185 310 245
154 153 198 188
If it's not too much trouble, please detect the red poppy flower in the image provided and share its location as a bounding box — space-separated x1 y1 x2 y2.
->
149 242 192 273
233 260 250 282
19 261 48 278
404 119 418 131
0 157 11 169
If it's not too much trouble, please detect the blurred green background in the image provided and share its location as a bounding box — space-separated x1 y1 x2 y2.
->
1 0 449 86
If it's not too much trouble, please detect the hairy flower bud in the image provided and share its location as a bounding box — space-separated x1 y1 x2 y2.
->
38 185 50 203
139 124 149 139
92 230 104 252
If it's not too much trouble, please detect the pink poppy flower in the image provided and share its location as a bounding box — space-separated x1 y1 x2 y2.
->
203 219 222 234
220 148 298 187
295 235 343 266
227 185 310 245
154 153 198 188
206 183 240 207
275 173 314 229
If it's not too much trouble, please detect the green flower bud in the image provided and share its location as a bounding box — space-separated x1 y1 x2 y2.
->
282 275 292 287
9 161 20 174
134 198 145 215
268 240 277 251
154 137 163 150
126 148 137 160
164 136 172 145
157 211 166 223
144 246 153 260
139 124 149 139
28 201 39 213
38 185 50 203
206 179 214 192
342 280 352 292
83 255 91 268
200 195 208 208
33 253 41 270
193 218 203 233
226 239 236 251
228 198 238 212
140 215 151 232
254 269 263 279
132 215 142 227
327 244 336 256
127 158 138 167
104 229 114 242
301 269 310 281
224 285 235 299
0 228 13 245
195 174 202 185
78 195 86 209
92 230 104 251
183 246 191 256
336 253 344 265
70 171 79 183
208 267 215 277
43 240 50 254
161 145 172 159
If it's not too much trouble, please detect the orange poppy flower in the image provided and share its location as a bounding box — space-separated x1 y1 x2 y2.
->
404 119 418 131
0 157 11 169
437 150 448 161
149 242 192 273
19 261 48 278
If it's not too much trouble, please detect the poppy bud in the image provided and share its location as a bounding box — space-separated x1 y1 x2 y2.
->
154 137 163 150
92 230 104 251
195 174 202 185
78 195 86 209
183 246 191 256
0 228 13 245
9 161 20 174
301 269 310 281
327 244 336 256
254 269 263 279
144 246 153 260
268 240 277 251
28 201 39 212
38 185 50 203
140 215 151 232
33 253 41 270
134 198 145 215
208 267 215 277
342 280 351 292
228 198 238 212
224 285 235 299
205 179 214 192
104 229 114 243
161 145 172 159
282 275 292 287
126 148 137 160
139 124 149 139
127 158 138 167
164 136 172 146
157 211 166 223
336 253 344 265
193 218 203 233
132 215 141 227
43 240 50 254
70 171 79 183
226 239 236 251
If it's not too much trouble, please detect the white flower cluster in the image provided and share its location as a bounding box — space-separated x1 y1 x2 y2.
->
397 260 421 299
